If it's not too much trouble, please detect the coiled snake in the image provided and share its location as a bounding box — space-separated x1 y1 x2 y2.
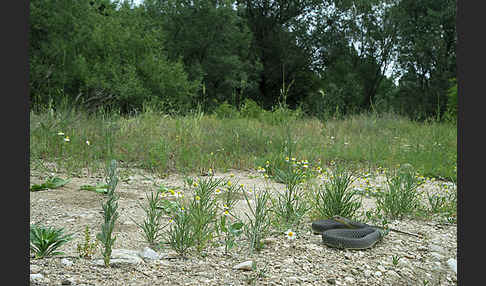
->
311 216 385 249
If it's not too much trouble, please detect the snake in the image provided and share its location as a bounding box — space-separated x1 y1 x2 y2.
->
311 216 385 250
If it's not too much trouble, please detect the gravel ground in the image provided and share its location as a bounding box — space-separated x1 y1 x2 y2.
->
30 165 457 286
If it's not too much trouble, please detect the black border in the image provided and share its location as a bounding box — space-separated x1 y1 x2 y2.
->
2 0 30 284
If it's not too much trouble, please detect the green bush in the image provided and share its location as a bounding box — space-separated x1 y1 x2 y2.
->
213 101 239 119
240 98 265 119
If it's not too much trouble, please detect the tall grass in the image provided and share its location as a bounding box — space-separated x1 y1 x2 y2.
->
30 107 457 181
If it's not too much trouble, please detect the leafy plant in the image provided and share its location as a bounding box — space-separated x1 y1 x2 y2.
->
271 166 310 229
132 190 166 246
218 216 244 254
79 183 109 194
30 177 71 192
242 188 272 253
188 177 222 253
376 165 422 219
97 159 120 267
312 166 361 219
77 225 99 259
165 203 195 257
30 224 73 259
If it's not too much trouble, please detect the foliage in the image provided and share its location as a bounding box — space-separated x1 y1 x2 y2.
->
30 224 73 259
30 177 71 192
97 159 120 267
29 0 198 114
446 77 458 121
77 225 99 259
132 190 166 246
242 188 272 254
311 166 362 219
271 165 310 229
375 164 422 219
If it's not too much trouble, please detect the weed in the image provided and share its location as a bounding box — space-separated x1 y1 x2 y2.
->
376 165 422 219
312 166 361 219
96 159 120 267
242 187 272 254
271 165 310 229
392 255 401 266
30 224 73 259
132 190 166 246
165 203 194 257
77 225 99 259
30 177 71 192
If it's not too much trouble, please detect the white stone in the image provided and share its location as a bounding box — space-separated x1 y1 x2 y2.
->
30 265 41 274
374 271 382 277
61 258 73 267
344 277 355 283
288 276 300 283
30 273 44 282
233 260 254 271
430 252 444 260
429 244 444 252
92 249 145 266
363 270 372 277
139 247 160 260
447 258 457 274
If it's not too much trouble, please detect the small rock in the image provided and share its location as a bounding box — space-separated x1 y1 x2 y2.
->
139 247 160 260
377 265 386 272
61 278 74 285
287 276 299 283
344 277 355 283
93 249 145 266
447 258 457 274
30 273 44 282
283 257 294 264
374 271 382 277
429 244 443 253
30 265 41 274
233 261 253 271
61 258 73 267
430 252 444 260
363 270 372 277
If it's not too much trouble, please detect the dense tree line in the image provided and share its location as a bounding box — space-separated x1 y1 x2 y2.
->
29 0 456 120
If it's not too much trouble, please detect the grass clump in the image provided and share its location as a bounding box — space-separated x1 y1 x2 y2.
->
311 166 361 219
132 190 166 247
375 164 422 219
270 163 310 229
30 224 73 259
242 187 272 254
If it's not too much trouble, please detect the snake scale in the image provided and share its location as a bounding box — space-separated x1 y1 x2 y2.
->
311 216 385 250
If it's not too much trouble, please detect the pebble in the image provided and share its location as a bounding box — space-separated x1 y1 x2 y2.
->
363 270 372 277
93 249 145 266
447 258 457 274
429 244 444 252
344 276 355 283
233 261 253 271
30 273 44 282
139 247 160 260
30 265 41 274
374 271 382 277
287 276 299 283
430 252 444 260
61 258 73 267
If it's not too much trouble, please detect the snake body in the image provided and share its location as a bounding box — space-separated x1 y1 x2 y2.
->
311 216 384 249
